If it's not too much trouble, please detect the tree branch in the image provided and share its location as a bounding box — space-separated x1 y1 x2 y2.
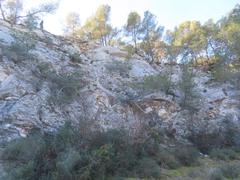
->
0 2 6 21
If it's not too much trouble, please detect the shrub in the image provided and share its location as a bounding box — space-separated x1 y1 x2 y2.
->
1 124 133 179
32 59 86 105
220 164 240 179
173 146 200 166
211 63 236 83
8 161 35 180
105 61 132 77
136 158 161 178
209 148 238 160
188 131 224 153
155 149 180 169
210 61 240 91
123 44 135 60
69 52 82 63
188 115 240 153
178 64 200 112
48 71 85 105
3 31 36 63
23 14 39 30
33 62 85 105
136 74 172 94
88 129 138 176
1 122 204 179
208 168 224 180
56 149 81 179
3 133 45 163
187 169 208 179
221 116 240 147
34 62 55 79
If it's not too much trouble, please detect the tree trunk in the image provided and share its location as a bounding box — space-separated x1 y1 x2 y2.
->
133 27 137 53
0 2 6 21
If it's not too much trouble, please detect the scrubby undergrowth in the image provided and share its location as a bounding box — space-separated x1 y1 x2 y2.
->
2 120 240 180
1 121 199 180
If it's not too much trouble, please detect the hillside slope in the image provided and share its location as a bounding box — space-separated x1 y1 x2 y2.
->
0 20 239 144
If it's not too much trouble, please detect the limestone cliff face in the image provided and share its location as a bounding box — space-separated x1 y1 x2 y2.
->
0 20 239 146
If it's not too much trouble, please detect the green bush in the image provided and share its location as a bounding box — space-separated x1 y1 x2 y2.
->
3 134 45 162
136 158 161 178
1 123 136 179
3 31 36 63
188 131 224 153
2 122 203 179
173 146 200 166
69 52 82 63
123 44 135 60
55 149 81 179
8 161 35 180
178 64 200 112
34 62 55 79
187 169 208 179
136 74 172 94
155 149 180 169
30 62 54 91
188 115 240 153
209 148 238 161
32 61 86 106
211 63 236 83
105 61 132 77
208 168 224 180
48 71 85 105
220 164 240 179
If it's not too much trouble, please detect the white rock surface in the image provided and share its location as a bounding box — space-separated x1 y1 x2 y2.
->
0 19 238 146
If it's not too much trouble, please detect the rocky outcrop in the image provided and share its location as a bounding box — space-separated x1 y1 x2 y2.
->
0 19 239 147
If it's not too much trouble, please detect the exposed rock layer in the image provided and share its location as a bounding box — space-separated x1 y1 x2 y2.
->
0 20 239 146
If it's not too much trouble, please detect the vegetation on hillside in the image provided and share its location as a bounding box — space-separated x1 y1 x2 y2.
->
2 119 240 179
0 1 240 180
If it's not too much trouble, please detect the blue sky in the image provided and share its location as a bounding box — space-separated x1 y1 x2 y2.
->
41 0 239 35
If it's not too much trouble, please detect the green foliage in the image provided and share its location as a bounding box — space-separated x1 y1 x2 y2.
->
211 64 231 82
11 31 36 56
164 4 240 68
137 74 172 94
125 11 141 52
33 62 85 105
136 158 161 178
219 163 240 179
188 115 240 153
123 44 135 60
3 133 45 162
65 12 81 35
23 14 39 30
209 148 238 161
155 149 180 169
0 0 58 25
34 62 54 78
209 169 224 180
69 52 82 63
47 71 84 105
173 146 200 166
178 64 200 112
2 121 203 179
56 149 81 179
3 31 36 63
171 21 206 62
189 132 221 153
80 4 112 46
126 12 141 31
211 62 240 88
139 11 164 62
105 61 132 77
